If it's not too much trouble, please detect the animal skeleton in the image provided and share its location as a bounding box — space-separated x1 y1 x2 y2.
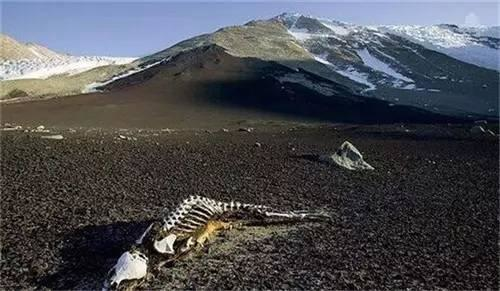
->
103 195 330 290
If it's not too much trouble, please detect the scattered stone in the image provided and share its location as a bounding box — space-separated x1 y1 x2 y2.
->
118 135 137 141
41 135 64 140
161 128 172 133
319 141 374 171
239 127 254 133
33 125 50 133
1 125 22 131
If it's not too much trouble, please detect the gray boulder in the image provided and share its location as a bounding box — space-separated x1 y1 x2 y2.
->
319 141 374 171
41 134 64 140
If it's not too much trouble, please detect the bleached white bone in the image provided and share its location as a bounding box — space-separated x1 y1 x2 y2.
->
180 237 195 252
105 251 147 289
265 212 306 219
264 211 330 220
154 233 177 254
135 223 154 245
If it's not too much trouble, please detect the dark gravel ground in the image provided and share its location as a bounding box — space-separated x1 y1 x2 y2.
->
0 124 498 290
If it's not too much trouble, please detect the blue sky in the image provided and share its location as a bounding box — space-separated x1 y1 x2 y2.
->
2 1 498 57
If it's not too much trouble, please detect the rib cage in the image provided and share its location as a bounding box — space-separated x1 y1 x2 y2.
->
105 195 331 290
162 195 269 233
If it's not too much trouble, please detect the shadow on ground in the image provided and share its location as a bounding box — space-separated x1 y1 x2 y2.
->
38 220 153 290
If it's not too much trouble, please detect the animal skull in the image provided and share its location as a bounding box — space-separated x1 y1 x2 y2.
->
103 251 148 290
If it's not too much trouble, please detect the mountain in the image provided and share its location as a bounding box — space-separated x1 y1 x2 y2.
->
1 14 499 124
0 34 63 60
92 13 498 118
0 34 135 81
272 14 498 117
378 24 499 70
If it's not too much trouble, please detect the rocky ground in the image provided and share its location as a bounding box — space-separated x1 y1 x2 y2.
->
0 124 498 290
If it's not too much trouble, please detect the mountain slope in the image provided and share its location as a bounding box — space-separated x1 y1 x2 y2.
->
2 44 460 128
0 34 135 82
272 14 498 117
378 24 499 70
0 34 62 60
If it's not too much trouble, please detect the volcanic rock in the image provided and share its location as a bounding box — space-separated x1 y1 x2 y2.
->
319 141 374 170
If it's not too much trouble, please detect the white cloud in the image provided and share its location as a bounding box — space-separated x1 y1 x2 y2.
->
464 12 481 27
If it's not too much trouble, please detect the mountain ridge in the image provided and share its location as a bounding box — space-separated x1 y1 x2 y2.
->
1 13 498 119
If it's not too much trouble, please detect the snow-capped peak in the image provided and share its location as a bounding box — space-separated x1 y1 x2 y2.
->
275 13 499 71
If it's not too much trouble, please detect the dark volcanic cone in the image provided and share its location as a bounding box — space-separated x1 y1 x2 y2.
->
1 45 461 128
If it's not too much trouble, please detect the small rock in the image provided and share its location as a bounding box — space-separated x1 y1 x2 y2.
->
33 125 50 133
1 125 22 131
319 141 374 171
161 128 172 133
118 135 127 140
255 142 262 147
221 128 229 133
41 134 64 140
239 127 254 132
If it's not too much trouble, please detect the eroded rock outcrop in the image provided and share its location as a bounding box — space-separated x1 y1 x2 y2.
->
319 141 374 170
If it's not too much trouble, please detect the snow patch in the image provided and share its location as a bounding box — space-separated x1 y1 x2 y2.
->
313 54 376 92
82 59 166 93
313 54 332 65
313 54 377 92
401 83 416 90
320 21 351 36
0 56 135 80
356 48 414 83
277 73 337 96
336 67 376 91
380 25 499 70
